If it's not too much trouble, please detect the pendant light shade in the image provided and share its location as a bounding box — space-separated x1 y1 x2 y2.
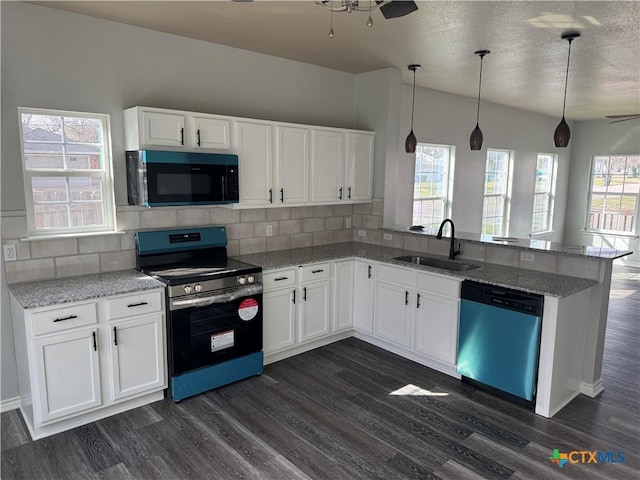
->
405 64 420 154
470 50 490 151
554 31 580 148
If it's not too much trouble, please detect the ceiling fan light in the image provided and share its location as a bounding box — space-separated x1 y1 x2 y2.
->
554 117 570 148
470 123 483 150
405 130 417 153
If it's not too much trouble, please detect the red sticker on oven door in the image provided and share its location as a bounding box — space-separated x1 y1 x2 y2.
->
238 298 259 321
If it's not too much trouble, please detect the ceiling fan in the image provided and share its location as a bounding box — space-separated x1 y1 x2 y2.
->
606 114 640 124
317 1 418 19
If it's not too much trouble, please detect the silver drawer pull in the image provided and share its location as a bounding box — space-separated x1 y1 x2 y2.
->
53 315 77 323
127 301 148 308
311 269 324 274
274 277 289 281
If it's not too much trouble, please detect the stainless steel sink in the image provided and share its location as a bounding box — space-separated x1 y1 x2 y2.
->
393 255 480 271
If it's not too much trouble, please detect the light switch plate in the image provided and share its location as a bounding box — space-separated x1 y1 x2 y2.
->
345 218 352 228
266 224 273 237
383 233 392 241
358 230 366 237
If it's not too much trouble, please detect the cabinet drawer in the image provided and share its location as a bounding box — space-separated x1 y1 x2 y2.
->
299 263 331 282
377 264 413 287
32 303 97 336
107 291 163 320
263 269 297 291
416 272 461 298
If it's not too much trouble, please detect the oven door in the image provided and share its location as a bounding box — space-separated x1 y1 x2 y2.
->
168 285 262 376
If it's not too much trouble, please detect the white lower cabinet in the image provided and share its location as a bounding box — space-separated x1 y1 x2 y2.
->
353 260 375 333
414 290 459 365
299 279 331 342
333 260 354 332
10 289 166 440
108 313 165 401
33 327 102 423
374 264 413 348
263 286 296 354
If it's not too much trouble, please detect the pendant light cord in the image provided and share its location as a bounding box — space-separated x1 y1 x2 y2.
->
476 55 485 124
410 68 416 129
561 38 574 118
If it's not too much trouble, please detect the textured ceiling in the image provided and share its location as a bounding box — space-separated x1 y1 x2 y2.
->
31 1 640 120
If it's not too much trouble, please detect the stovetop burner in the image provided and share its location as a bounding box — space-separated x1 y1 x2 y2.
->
141 258 261 286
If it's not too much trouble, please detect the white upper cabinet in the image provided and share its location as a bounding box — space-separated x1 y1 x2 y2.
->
311 128 346 203
189 115 231 150
236 120 274 205
346 132 374 201
275 125 309 204
139 110 186 149
124 107 231 152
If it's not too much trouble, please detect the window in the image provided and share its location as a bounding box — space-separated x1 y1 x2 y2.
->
586 155 639 234
531 153 557 233
482 149 512 236
19 108 116 237
412 144 454 228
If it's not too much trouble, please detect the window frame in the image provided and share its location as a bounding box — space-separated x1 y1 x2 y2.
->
18 107 117 238
531 153 558 234
481 148 513 237
412 143 455 228
585 154 639 235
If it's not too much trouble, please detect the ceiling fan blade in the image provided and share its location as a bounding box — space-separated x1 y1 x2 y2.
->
606 114 640 119
609 116 640 124
379 1 418 19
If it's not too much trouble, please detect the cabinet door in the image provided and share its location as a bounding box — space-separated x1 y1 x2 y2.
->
141 110 186 148
353 261 375 333
414 291 459 364
237 121 273 205
299 280 331 342
109 314 165 401
311 129 345 203
333 260 354 332
190 115 231 150
374 281 412 348
263 288 297 354
276 126 309 204
33 329 101 423
345 132 374 202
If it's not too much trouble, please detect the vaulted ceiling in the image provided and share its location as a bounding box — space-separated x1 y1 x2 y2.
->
31 1 640 121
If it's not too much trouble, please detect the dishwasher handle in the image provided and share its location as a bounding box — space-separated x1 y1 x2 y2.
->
461 280 543 316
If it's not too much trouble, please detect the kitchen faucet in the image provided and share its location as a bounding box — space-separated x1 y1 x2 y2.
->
436 219 461 260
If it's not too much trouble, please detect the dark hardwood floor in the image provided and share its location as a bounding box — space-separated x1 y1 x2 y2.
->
2 265 639 479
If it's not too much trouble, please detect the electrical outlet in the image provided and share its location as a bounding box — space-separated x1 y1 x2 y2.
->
358 230 366 237
383 233 393 241
345 218 352 228
3 244 17 262
266 224 273 237
520 252 535 262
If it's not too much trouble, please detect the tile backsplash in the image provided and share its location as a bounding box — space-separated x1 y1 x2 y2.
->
1 197 602 284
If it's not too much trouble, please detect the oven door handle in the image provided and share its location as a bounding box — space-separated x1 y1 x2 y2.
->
170 284 263 311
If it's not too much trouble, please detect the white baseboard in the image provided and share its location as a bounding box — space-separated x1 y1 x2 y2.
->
580 378 604 397
0 396 21 413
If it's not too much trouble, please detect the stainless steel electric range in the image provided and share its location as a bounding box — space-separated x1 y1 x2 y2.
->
135 226 263 402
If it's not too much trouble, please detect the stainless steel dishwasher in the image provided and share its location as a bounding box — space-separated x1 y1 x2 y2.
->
457 280 544 407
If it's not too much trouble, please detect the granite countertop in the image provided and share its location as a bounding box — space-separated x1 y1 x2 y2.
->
9 270 166 309
385 226 633 260
233 242 597 298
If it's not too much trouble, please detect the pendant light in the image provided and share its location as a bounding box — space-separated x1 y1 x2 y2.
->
554 31 580 148
470 50 490 151
405 64 420 153
328 0 334 38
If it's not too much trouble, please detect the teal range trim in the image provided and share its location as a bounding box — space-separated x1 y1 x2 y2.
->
145 199 238 207
136 226 227 255
457 299 542 402
171 352 264 402
141 150 238 166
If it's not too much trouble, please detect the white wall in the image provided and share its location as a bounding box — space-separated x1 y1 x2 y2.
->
564 120 640 266
0 2 359 211
385 84 573 239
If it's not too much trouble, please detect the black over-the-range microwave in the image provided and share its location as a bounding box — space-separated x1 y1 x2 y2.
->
126 150 239 207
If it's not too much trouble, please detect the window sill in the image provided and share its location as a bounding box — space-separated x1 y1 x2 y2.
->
580 229 639 239
22 231 126 242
